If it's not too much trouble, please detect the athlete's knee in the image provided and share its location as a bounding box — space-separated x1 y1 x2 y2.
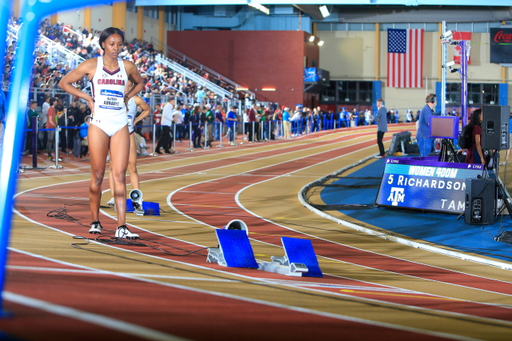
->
111 170 126 185
90 171 104 186
128 164 138 174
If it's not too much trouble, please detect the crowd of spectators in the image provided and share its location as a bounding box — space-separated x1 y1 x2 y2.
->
2 17 248 157
1 17 420 160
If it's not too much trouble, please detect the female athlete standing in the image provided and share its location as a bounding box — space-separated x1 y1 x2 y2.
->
59 27 143 239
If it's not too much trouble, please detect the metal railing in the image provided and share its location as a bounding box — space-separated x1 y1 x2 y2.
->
166 44 256 99
37 35 85 69
155 54 233 100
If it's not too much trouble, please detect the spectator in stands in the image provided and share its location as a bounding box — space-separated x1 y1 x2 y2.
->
312 108 320 132
406 110 413 123
181 103 190 139
273 107 282 138
204 103 214 147
226 106 237 145
57 105 68 155
291 108 302 136
263 105 272 140
173 104 184 143
358 110 365 126
195 86 205 105
79 115 91 160
365 109 374 125
214 104 224 141
65 101 80 152
153 103 162 140
26 100 39 156
46 98 60 161
156 98 175 154
350 108 357 127
247 103 258 142
282 107 291 139
191 104 203 148
39 96 50 150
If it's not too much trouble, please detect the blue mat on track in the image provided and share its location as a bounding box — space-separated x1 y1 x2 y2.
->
319 158 512 263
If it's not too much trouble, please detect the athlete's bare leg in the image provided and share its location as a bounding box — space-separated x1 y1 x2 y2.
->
128 133 140 190
107 133 139 202
109 126 130 226
87 124 110 222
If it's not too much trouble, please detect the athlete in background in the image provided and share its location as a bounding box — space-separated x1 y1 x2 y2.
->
107 81 150 215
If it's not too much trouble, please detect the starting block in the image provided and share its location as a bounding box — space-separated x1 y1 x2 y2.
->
207 229 259 268
258 237 323 277
126 199 160 216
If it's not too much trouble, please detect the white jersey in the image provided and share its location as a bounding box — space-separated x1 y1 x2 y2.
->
91 57 128 121
127 97 136 134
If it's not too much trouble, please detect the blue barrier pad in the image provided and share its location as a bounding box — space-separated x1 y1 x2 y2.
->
216 229 259 268
142 201 160 216
126 199 160 216
126 199 134 212
282 237 323 277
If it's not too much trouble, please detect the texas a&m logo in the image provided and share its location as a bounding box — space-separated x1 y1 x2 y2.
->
387 187 405 206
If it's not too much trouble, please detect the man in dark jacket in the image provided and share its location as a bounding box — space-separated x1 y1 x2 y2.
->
374 98 388 158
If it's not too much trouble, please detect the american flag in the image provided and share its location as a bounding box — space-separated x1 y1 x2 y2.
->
387 29 424 88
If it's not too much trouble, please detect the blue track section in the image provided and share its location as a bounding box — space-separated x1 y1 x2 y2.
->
319 159 512 263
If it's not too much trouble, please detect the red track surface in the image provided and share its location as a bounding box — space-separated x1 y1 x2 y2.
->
5 126 512 340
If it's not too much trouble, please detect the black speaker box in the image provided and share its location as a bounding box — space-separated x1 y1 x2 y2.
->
465 178 495 225
482 105 510 150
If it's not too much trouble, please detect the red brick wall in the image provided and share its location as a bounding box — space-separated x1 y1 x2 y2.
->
167 30 319 108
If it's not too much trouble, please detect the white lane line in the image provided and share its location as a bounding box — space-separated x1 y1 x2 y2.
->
3 291 190 341
166 140 512 308
15 134 490 338
5 266 419 292
7 266 238 282
6 248 481 341
233 155 512 298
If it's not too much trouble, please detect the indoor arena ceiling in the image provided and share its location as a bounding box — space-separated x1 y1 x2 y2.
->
135 0 512 7
135 1 512 22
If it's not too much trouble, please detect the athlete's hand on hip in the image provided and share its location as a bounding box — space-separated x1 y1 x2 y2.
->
87 97 95 115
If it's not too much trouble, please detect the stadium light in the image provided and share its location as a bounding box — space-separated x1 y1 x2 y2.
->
248 3 270 15
308 35 315 42
317 40 324 46
319 5 330 18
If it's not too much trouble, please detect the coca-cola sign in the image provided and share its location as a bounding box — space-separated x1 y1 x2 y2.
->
494 30 512 43
490 28 512 63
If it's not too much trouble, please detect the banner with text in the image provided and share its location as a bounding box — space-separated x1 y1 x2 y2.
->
375 158 484 214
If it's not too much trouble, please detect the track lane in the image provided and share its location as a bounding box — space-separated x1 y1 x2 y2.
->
10 125 512 340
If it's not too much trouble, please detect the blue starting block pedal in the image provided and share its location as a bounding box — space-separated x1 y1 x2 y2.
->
126 199 160 216
259 237 323 277
207 229 259 268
